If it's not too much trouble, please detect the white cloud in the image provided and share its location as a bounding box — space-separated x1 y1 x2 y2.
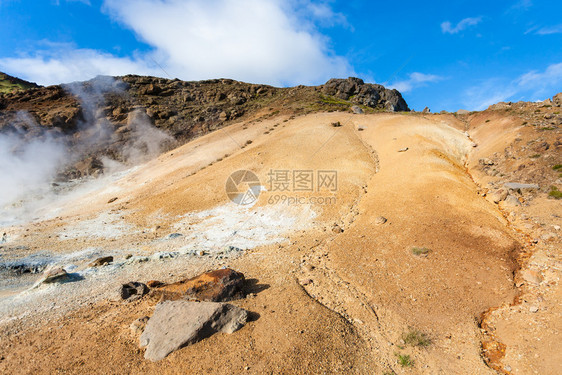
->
511 0 533 10
536 24 562 35
441 16 483 34
0 0 353 87
0 47 159 85
389 72 443 93
463 62 562 110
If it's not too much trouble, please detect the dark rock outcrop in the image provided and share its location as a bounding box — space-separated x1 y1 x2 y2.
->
321 77 409 112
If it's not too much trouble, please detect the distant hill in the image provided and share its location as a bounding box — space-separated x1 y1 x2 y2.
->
0 72 40 93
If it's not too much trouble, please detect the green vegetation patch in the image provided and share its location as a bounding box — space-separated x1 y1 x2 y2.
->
395 353 414 367
402 329 432 347
548 186 562 199
411 247 431 256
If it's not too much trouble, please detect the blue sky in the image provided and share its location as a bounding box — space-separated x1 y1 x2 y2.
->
0 0 561 111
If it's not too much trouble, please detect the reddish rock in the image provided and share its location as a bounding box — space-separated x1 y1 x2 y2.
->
147 280 164 288
151 268 246 302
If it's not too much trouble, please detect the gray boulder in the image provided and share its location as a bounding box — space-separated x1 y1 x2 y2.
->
504 182 539 190
140 300 248 361
350 105 364 114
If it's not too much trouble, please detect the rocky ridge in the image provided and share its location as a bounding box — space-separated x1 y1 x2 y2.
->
0 75 408 179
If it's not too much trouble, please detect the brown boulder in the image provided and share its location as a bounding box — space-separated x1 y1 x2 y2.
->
88 256 113 267
151 268 245 302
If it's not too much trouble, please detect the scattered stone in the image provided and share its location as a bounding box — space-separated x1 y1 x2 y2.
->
39 266 68 284
331 121 342 127
529 306 539 313
125 254 133 260
351 105 364 114
151 251 179 260
357 125 365 131
373 216 387 225
503 182 539 190
397 147 409 152
521 269 542 286
130 316 149 335
152 268 246 302
166 233 183 239
422 107 430 113
488 189 508 204
126 256 149 264
332 224 343 233
303 264 315 272
502 194 521 207
121 282 149 301
107 197 118 204
88 256 113 267
140 300 248 361
222 245 243 254
300 278 313 286
479 158 494 166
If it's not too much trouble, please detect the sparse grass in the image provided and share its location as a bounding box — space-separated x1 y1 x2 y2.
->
548 186 562 199
411 247 431 256
485 119 491 123
522 121 528 125
395 353 414 367
402 329 432 347
529 154 541 159
245 140 253 145
540 126 555 131
552 164 562 171
319 94 351 107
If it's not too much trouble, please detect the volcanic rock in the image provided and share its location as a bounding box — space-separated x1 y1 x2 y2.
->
151 268 246 302
120 281 149 301
321 77 409 111
140 300 249 361
89 256 113 267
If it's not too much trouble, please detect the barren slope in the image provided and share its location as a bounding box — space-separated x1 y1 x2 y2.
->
0 110 558 374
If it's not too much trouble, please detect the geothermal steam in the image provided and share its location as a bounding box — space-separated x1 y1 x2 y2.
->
0 76 171 221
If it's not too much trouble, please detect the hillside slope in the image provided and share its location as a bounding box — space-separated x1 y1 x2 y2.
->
1 104 559 374
0 72 39 93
